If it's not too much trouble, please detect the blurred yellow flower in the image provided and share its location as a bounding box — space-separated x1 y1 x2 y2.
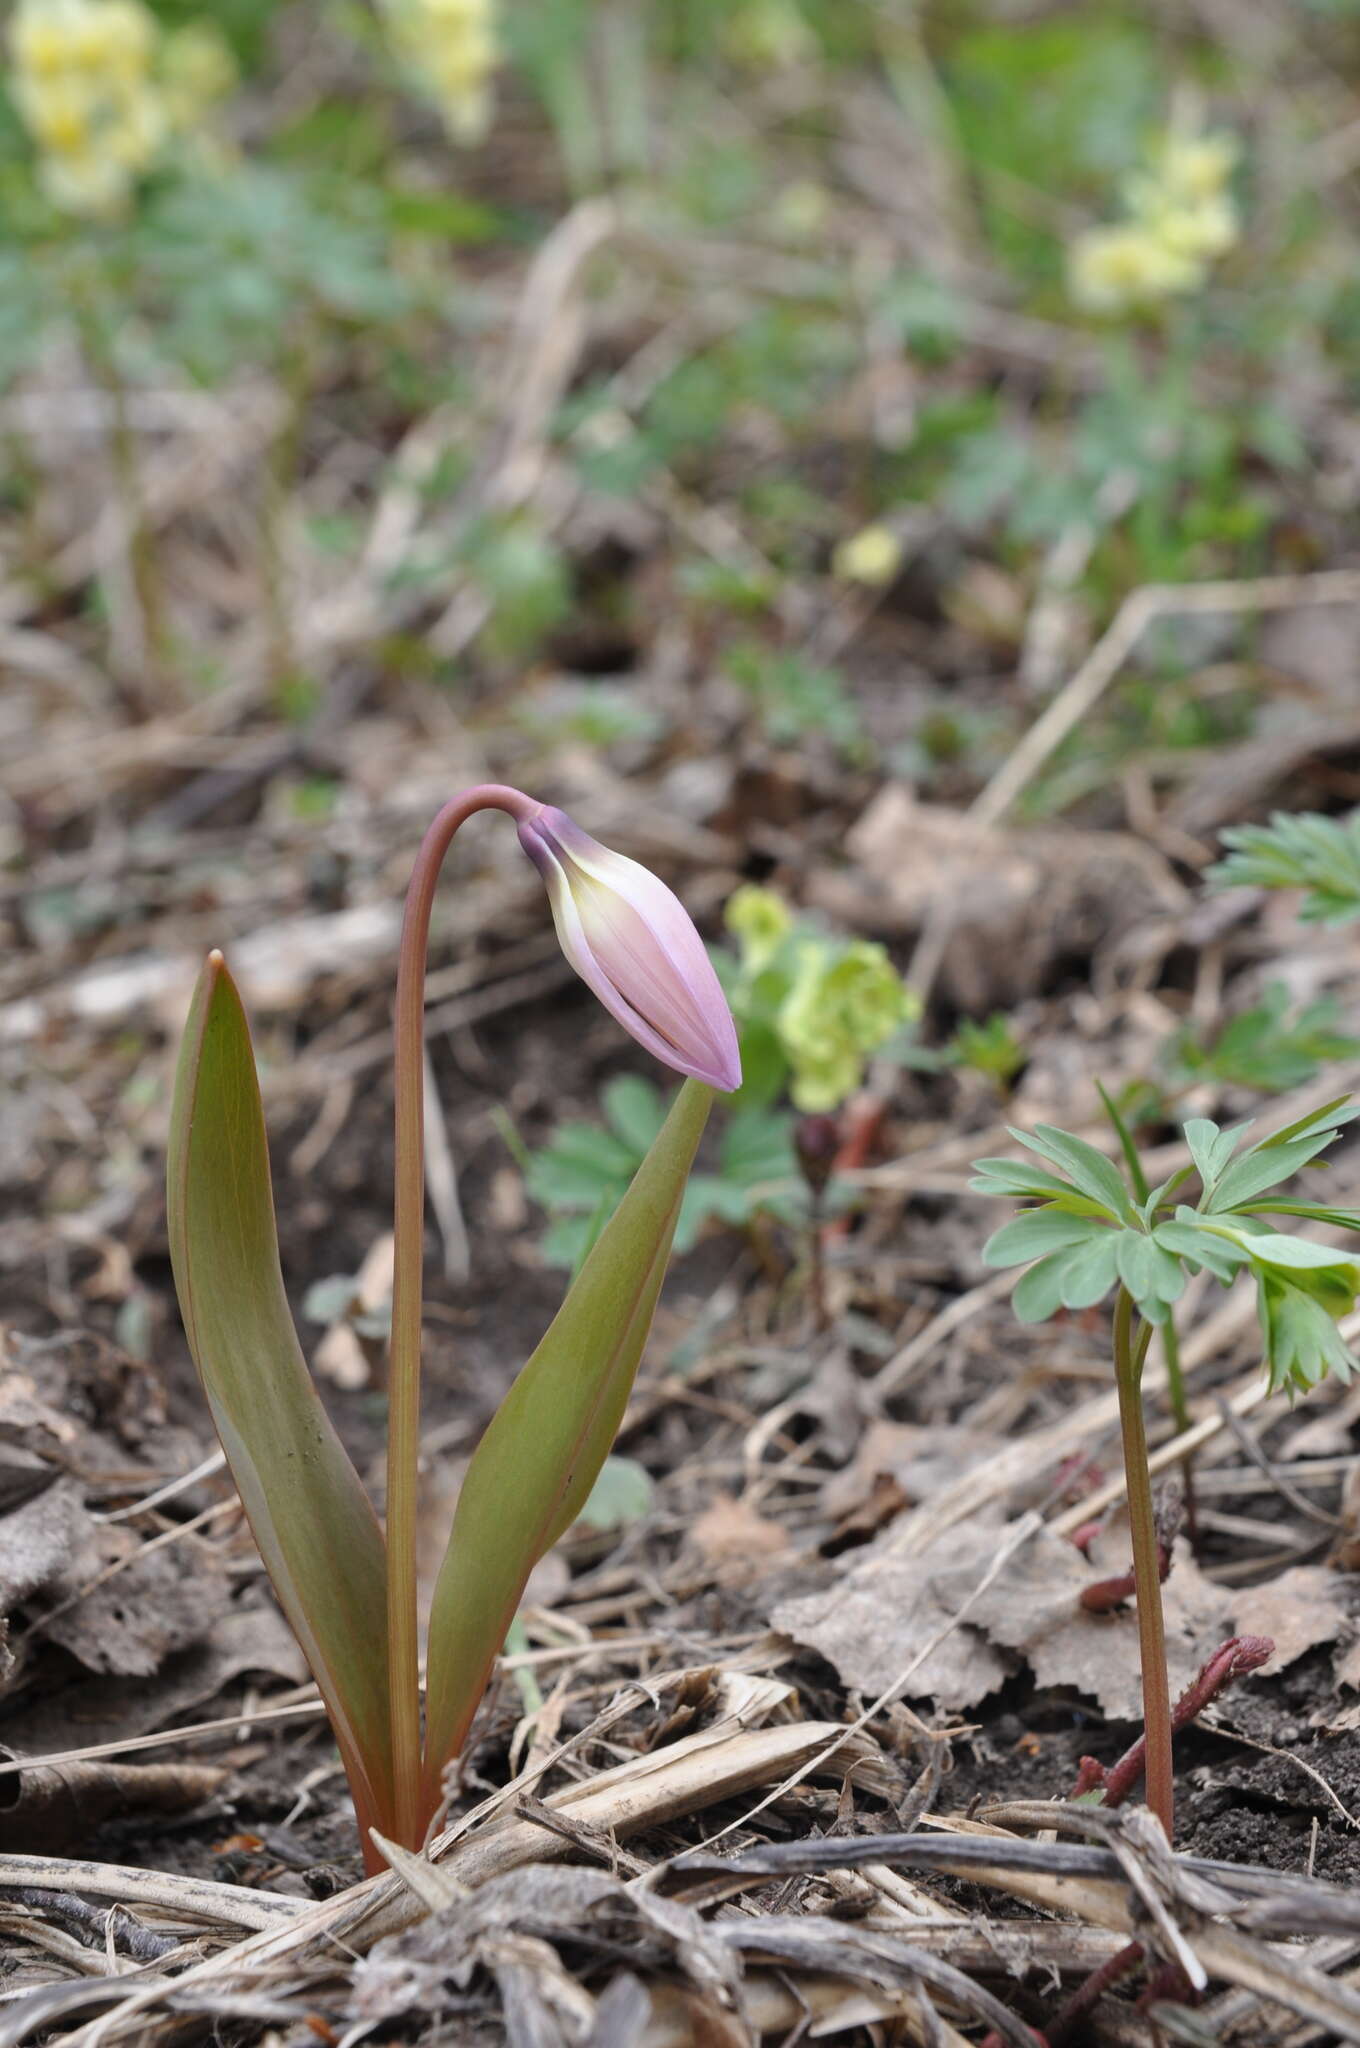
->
1068 223 1201 312
1070 120 1239 316
8 0 233 217
725 883 794 975
160 23 238 133
723 0 816 68
380 0 499 144
833 523 902 588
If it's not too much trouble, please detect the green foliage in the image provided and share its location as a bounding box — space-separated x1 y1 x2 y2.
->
526 1073 801 1271
973 1098 1360 1394
724 641 862 756
948 1012 1026 1092
1163 984 1360 1096
718 884 918 1113
1208 810 1360 925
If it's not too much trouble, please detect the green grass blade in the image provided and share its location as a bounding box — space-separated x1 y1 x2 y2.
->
166 953 395 1852
422 1078 712 1798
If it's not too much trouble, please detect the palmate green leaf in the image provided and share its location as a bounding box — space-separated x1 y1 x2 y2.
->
968 1157 1117 1216
1008 1126 1134 1219
166 955 394 1851
1258 1096 1359 1150
982 1208 1104 1267
422 1079 712 1803
1115 1230 1185 1314
1258 1275 1360 1395
1157 1213 1251 1284
1208 1133 1344 1213
1182 1116 1244 1201
1239 1201 1360 1232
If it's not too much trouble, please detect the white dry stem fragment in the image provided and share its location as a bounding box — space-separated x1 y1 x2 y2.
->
45 1712 875 2046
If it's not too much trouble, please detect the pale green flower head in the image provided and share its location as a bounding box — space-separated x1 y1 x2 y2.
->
818 940 915 1052
725 883 794 976
776 939 913 1112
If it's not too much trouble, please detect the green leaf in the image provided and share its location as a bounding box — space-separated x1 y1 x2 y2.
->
1097 1080 1149 1202
1257 1273 1360 1395
982 1209 1103 1268
166 955 394 1847
1258 1096 1358 1150
525 1124 636 1210
1009 1126 1132 1219
1155 1215 1249 1284
1182 1117 1240 1200
575 1454 654 1532
1011 1251 1071 1323
969 1157 1114 1214
1208 810 1360 925
1237 1201 1360 1231
1208 1134 1338 1213
1057 1234 1121 1310
602 1074 667 1154
422 1080 712 1800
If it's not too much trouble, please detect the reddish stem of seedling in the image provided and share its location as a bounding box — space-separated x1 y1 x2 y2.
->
1079 1531 1172 1613
1112 1285 1174 1839
1045 1939 1145 2048
1073 1633 1274 1809
389 785 532 1846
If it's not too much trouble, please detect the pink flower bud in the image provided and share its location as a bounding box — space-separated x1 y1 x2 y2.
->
517 804 741 1093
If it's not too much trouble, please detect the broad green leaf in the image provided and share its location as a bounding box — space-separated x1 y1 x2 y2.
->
1113 1230 1184 1321
1009 1126 1132 1219
1011 1251 1070 1323
166 954 394 1848
982 1209 1102 1267
602 1074 667 1154
576 1454 654 1531
1057 1234 1120 1310
969 1158 1114 1216
1182 1117 1238 1199
1209 1134 1340 1213
422 1079 712 1798
1155 1216 1248 1284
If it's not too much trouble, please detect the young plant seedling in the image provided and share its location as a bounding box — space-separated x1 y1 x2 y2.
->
168 786 740 1867
972 1096 1360 1839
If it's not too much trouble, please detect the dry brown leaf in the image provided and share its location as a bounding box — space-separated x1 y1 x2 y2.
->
821 1422 1004 1522
1231 1567 1351 1675
691 1495 790 1580
958 1524 1231 1721
43 1525 231 1678
815 784 1184 1010
771 1519 1012 1710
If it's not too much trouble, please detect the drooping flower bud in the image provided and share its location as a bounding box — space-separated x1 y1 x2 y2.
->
516 804 741 1093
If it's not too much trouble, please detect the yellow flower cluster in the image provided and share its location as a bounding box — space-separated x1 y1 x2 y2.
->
380 0 499 145
1068 125 1239 315
8 0 235 217
833 523 903 588
725 884 918 1113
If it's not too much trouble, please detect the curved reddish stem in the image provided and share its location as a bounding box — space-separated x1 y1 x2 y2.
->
387 785 532 1846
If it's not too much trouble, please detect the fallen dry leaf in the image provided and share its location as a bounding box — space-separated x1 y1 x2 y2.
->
1231 1567 1352 1676
814 784 1184 1011
820 1422 1004 1522
692 1495 791 1582
771 1518 1012 1710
